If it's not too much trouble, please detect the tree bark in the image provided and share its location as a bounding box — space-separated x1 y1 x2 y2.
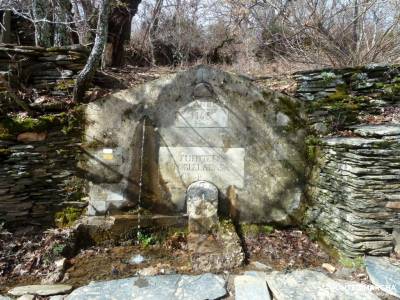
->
73 0 110 101
352 0 360 53
0 10 12 43
32 0 52 47
107 0 141 66
54 0 72 46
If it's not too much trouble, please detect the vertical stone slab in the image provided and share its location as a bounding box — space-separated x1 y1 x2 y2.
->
186 181 218 234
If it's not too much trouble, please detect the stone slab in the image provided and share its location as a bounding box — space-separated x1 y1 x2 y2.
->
175 100 228 128
365 256 400 298
159 146 245 188
8 285 73 297
265 270 379 300
352 125 400 137
235 274 271 300
65 273 226 300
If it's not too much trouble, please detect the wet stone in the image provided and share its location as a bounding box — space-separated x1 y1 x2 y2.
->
186 180 218 234
365 256 400 298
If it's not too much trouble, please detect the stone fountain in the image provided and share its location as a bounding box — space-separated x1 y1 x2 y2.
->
81 65 308 270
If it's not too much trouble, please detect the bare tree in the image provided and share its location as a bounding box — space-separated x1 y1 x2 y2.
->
53 0 72 46
105 0 141 66
0 10 12 43
73 0 110 101
32 0 52 46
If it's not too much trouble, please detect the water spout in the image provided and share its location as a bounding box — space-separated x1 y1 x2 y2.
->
136 118 146 244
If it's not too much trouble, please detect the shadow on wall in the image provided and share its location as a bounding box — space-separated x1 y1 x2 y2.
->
81 65 310 225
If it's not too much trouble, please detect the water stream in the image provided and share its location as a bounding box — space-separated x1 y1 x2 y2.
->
136 118 146 245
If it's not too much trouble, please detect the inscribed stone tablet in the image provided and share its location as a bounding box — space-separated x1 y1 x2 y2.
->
159 147 245 188
175 100 228 128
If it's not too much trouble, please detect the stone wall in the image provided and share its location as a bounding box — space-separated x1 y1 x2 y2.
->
295 64 400 133
295 66 400 256
0 44 88 103
0 112 84 227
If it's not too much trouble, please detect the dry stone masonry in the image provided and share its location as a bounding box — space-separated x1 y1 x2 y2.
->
295 66 400 257
0 44 88 90
0 112 84 227
306 127 400 256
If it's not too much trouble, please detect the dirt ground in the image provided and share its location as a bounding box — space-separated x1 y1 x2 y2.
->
0 224 349 293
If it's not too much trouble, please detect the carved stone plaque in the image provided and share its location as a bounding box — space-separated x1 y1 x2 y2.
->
159 146 245 188
175 100 228 128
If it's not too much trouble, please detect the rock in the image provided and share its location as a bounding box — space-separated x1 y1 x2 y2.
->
352 125 400 137
265 270 379 300
17 132 47 143
129 254 145 265
393 228 400 255
365 256 400 298
311 122 329 134
234 275 271 300
187 181 218 234
42 258 67 284
17 295 35 300
188 220 244 272
0 296 12 300
66 273 226 300
322 263 336 273
276 112 291 127
386 202 400 209
138 266 159 276
8 285 73 297
249 261 272 271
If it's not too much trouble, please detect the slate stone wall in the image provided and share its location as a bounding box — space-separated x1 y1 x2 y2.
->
295 65 400 256
295 65 400 133
0 44 88 90
0 114 84 228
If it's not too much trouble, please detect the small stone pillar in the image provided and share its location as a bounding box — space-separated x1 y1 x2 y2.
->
186 181 218 234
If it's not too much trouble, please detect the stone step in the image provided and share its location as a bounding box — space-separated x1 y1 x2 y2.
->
235 274 271 300
265 270 379 300
65 273 226 300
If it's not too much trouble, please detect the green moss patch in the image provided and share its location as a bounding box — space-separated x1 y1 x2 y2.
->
0 108 84 140
338 255 365 268
240 223 275 237
55 207 84 227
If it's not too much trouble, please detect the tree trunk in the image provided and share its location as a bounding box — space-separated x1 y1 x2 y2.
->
32 0 52 47
107 0 141 66
0 10 12 43
352 0 360 53
72 0 110 101
54 0 72 46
